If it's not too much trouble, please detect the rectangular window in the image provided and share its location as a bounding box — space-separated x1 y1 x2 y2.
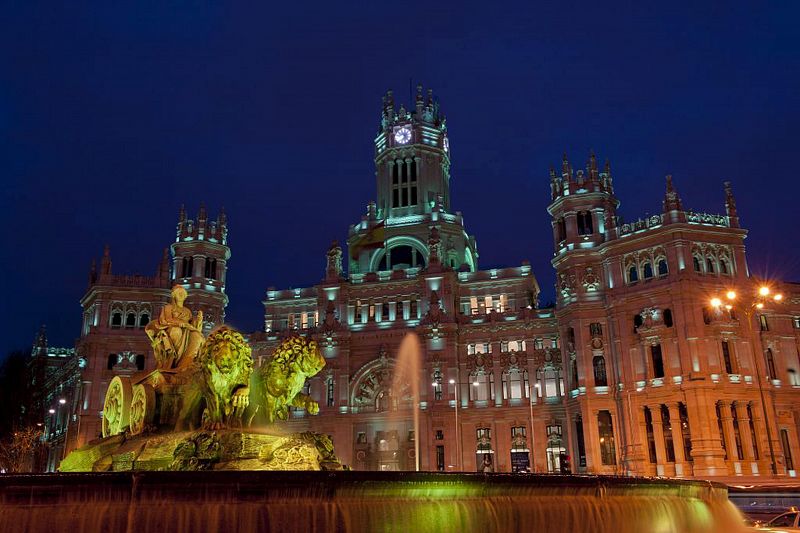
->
501 341 509 352
356 432 367 444
301 312 308 329
534 338 544 350
793 317 800 329
484 295 493 313
470 296 479 315
759 315 769 331
781 429 794 471
326 379 335 407
721 341 734 374
651 343 665 378
436 445 445 471
511 426 526 438
589 322 602 337
597 410 617 465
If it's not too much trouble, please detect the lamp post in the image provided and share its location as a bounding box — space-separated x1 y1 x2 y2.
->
449 378 462 471
529 382 536 472
710 284 784 477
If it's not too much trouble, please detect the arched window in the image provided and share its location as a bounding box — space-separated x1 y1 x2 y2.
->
593 356 608 387
469 373 493 402
765 348 777 380
693 256 702 272
377 245 426 271
125 312 136 327
719 259 729 274
657 259 668 277
628 266 638 283
597 410 617 465
139 313 150 328
643 262 653 280
503 371 523 400
111 312 122 328
706 258 715 273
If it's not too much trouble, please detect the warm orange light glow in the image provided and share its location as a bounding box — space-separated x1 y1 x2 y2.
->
759 286 770 296
725 304 733 310
774 293 783 301
710 297 722 307
448 379 455 385
726 290 737 300
756 302 764 309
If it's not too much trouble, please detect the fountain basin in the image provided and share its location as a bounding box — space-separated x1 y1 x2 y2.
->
0 471 745 533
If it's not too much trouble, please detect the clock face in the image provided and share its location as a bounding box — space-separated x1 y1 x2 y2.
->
443 136 450 152
394 126 411 144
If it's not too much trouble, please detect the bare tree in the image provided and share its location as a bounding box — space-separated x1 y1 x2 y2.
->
0 427 44 473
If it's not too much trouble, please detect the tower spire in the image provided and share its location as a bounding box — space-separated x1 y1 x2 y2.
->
724 181 739 228
663 174 682 212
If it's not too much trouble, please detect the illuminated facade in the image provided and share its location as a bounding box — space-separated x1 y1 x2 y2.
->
35 86 800 478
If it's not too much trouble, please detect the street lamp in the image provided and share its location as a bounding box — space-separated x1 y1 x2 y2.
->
710 283 784 476
449 378 462 471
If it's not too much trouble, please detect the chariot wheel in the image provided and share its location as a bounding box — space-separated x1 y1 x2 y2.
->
102 376 133 437
129 383 156 436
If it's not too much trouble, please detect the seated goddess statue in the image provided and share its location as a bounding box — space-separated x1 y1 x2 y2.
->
145 285 205 370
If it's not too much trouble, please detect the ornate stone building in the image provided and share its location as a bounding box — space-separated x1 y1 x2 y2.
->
34 86 800 479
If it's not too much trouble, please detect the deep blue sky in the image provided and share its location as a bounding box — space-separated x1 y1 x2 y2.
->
1 2 799 353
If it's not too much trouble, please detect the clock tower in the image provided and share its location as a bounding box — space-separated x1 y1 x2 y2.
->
348 84 477 274
374 84 451 217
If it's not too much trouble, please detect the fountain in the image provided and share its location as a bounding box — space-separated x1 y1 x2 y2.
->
0 288 749 532
390 332 422 471
58 286 343 472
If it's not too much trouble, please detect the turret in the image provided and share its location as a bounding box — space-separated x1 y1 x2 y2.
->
171 204 231 332
547 152 619 251
662 175 686 224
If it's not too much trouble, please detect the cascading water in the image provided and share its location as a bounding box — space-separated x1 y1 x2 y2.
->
0 471 747 533
390 332 422 471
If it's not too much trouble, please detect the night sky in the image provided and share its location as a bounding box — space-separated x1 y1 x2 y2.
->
2 2 799 354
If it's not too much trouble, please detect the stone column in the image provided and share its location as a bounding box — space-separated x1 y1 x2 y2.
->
749 401 774 475
719 401 740 469
648 404 668 475
734 401 756 463
667 402 687 476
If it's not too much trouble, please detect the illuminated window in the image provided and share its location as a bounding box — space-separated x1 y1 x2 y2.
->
597 410 616 465
760 315 769 331
593 356 607 386
326 379 334 407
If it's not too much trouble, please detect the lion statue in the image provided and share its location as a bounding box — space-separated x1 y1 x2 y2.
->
247 336 326 425
175 327 253 431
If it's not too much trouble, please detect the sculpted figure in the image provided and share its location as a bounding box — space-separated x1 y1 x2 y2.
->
249 336 326 424
145 285 205 369
175 327 252 430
